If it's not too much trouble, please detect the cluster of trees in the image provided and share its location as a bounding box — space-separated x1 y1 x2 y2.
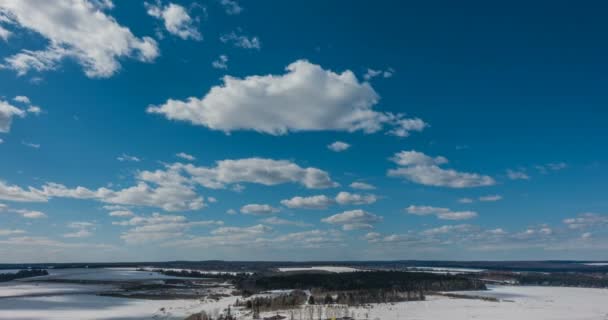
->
236 290 308 314
0 269 48 282
184 310 236 320
140 268 249 280
516 272 608 288
241 271 485 293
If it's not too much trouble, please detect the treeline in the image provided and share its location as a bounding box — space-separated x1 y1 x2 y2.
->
235 290 308 312
239 271 485 293
0 269 48 282
516 272 608 288
139 268 250 280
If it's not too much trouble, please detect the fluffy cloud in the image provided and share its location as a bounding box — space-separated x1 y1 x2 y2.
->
322 209 382 230
280 195 334 210
117 213 222 244
145 1 201 40
220 0 242 15
364 67 394 80
0 98 39 133
0 25 10 41
327 141 350 152
176 152 195 161
563 213 608 230
0 181 47 202
406 205 478 220
211 54 228 69
388 118 428 137
0 0 159 78
349 182 375 190
108 210 134 217
63 221 95 238
388 150 495 188
335 191 377 205
240 204 280 215
171 158 338 189
13 209 47 219
0 229 25 236
220 31 260 49
148 60 426 137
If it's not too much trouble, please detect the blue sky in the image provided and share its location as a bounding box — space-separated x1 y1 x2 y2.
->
0 0 607 262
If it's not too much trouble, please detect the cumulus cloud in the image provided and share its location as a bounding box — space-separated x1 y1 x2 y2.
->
563 213 608 230
0 0 159 78
171 158 338 189
147 60 426 137
240 204 280 215
327 141 350 152
63 221 95 238
406 205 478 220
335 191 377 205
211 54 228 69
0 25 10 41
0 229 25 236
220 31 260 49
219 0 242 15
363 67 394 81
322 209 382 231
13 209 47 219
117 213 222 244
388 117 428 137
176 152 196 161
349 182 375 190
108 210 134 217
145 1 201 40
0 100 25 133
0 181 47 202
388 150 495 188
280 195 334 210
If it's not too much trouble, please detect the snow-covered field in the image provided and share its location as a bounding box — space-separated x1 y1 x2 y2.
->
583 262 608 266
18 268 194 282
0 293 238 320
0 282 114 298
277 266 361 273
405 266 486 274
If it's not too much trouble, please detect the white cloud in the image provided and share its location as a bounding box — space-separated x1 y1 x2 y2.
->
363 67 394 81
0 25 11 41
145 1 201 40
388 118 428 137
388 150 495 188
211 224 271 236
220 0 242 15
327 141 350 152
63 221 95 238
506 169 530 180
420 224 475 236
0 181 47 202
171 158 338 189
406 205 478 220
117 213 222 244
536 162 567 174
117 153 141 162
211 54 228 69
260 217 311 227
0 100 26 133
220 31 260 49
563 213 608 230
349 182 375 190
322 209 382 231
281 195 334 210
0 0 159 78
22 141 40 149
335 191 377 205
479 195 502 202
226 208 237 215
108 210 134 217
148 60 424 136
0 229 25 236
13 209 47 219
13 96 31 104
176 152 196 161
240 204 280 215
458 198 474 204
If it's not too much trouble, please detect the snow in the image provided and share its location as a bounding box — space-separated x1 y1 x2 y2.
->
0 294 239 320
405 266 486 274
0 282 113 298
277 266 361 273
19 268 194 282
247 286 608 320
582 262 608 266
